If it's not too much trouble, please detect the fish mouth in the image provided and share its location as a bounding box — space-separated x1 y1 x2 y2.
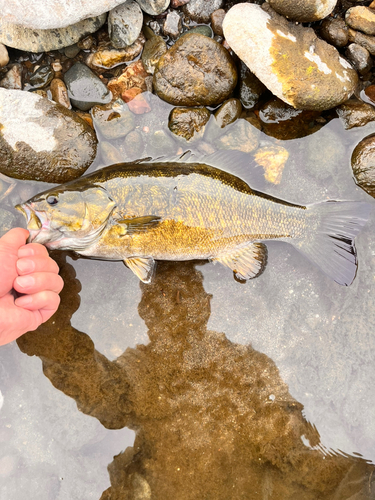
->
15 203 47 243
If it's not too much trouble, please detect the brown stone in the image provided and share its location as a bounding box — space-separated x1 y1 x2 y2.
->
127 93 151 114
211 9 226 37
108 60 149 98
121 87 142 102
171 0 190 7
86 33 145 70
50 78 71 109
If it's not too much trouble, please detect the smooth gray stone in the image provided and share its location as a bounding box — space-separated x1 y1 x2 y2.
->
135 0 170 15
108 0 143 48
64 62 112 111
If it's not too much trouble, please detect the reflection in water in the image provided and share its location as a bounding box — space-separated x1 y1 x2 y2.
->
17 254 375 499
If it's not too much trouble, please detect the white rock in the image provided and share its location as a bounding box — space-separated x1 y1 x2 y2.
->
223 3 358 111
267 0 337 23
0 44 9 68
0 0 126 29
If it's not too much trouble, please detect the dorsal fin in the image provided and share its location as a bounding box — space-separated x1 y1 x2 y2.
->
213 242 268 280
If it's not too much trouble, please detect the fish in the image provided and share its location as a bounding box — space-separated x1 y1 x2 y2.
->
15 151 371 286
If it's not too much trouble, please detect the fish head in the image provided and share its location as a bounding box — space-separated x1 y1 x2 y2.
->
15 185 116 251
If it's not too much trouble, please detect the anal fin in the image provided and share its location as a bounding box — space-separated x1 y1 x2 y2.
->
213 242 268 280
124 257 156 283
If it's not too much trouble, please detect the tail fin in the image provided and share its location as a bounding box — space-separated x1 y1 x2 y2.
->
293 201 371 286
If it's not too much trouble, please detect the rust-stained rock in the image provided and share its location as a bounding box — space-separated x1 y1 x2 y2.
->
107 60 149 99
351 134 375 198
86 32 145 70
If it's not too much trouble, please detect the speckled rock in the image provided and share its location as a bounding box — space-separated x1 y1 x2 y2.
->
267 0 336 22
64 62 112 111
0 15 107 53
183 0 224 23
345 43 373 75
0 88 97 182
348 29 375 56
217 118 259 154
168 106 211 142
0 44 9 68
135 0 170 15
351 134 375 198
0 0 124 29
223 3 358 111
142 36 168 74
337 99 375 130
320 17 349 48
0 64 22 89
153 33 237 107
346 7 375 36
86 33 145 70
108 0 143 48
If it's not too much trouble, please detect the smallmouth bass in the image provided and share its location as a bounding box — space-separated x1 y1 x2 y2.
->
16 152 371 285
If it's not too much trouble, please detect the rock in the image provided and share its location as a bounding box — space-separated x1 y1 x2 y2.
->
254 144 289 185
346 7 375 36
305 126 345 181
183 0 224 23
108 60 149 99
351 134 375 198
135 0 170 15
211 9 226 37
64 44 81 59
64 62 112 111
86 33 145 70
108 1 143 48
336 99 375 130
127 92 152 114
28 65 55 90
123 129 144 159
223 4 358 111
0 0 125 29
267 0 336 22
163 11 182 39
50 79 71 109
77 35 95 50
320 17 349 48
168 106 211 142
91 100 135 139
348 28 375 56
171 0 190 6
214 98 242 128
217 118 259 154
363 84 375 105
0 15 107 53
237 62 266 110
153 33 237 107
99 141 125 165
185 25 213 38
142 36 168 75
0 64 22 90
0 44 9 68
147 129 177 156
345 43 373 75
0 88 97 182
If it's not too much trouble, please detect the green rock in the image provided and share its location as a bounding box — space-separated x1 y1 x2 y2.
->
142 36 168 75
185 25 213 38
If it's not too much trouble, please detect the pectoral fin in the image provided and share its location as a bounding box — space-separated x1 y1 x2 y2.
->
213 242 268 280
124 257 156 283
115 215 162 235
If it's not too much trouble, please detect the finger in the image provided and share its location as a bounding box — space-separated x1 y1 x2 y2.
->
0 228 29 250
14 290 61 317
14 272 64 295
0 228 29 298
18 242 49 259
16 255 59 276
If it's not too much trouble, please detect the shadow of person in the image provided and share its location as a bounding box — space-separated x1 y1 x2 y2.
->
17 256 375 500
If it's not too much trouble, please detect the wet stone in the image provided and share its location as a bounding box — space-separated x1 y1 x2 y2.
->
135 0 170 15
254 144 289 185
77 35 95 50
348 28 375 56
168 106 211 142
216 118 259 154
0 15 107 53
0 88 97 182
346 7 375 36
123 129 145 159
214 98 242 128
351 134 375 198
183 0 224 23
163 11 182 39
99 140 125 165
146 129 177 156
141 36 167 74
86 33 145 70
237 62 266 110
267 0 336 22
108 0 143 48
127 92 152 114
0 63 22 90
185 25 213 38
211 9 226 37
50 78 71 109
336 99 375 130
363 84 375 104
64 62 112 111
91 100 135 139
107 60 149 99
320 17 349 48
346 43 373 75
28 65 55 89
64 44 81 59
0 44 9 68
153 33 237 107
223 3 358 111
170 0 190 6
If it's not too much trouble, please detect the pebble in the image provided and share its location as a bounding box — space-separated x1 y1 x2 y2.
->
337 99 375 130
64 44 81 59
127 92 152 114
170 0 190 6
141 35 168 74
238 62 266 110
183 0 224 23
0 14 107 53
346 7 375 36
123 129 144 160
211 9 226 37
91 100 135 139
50 78 71 109
348 28 375 56
0 44 9 68
64 62 112 111
135 0 170 15
254 144 289 185
214 98 242 128
345 43 373 75
108 60 149 99
223 3 358 111
99 141 125 165
351 134 375 198
217 118 259 154
86 32 145 70
163 11 182 39
153 33 237 107
28 65 55 89
320 17 349 48
77 35 95 50
0 64 22 89
108 0 143 48
186 25 213 38
267 0 336 22
168 106 211 141
0 88 97 182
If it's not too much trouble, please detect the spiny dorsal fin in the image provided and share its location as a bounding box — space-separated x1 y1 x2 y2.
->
213 242 268 280
124 257 156 283
114 215 162 235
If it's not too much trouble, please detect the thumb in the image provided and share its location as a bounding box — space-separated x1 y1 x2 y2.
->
0 228 29 298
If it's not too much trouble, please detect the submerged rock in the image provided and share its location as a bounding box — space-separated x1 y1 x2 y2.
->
216 118 259 154
223 3 358 111
267 0 336 22
153 33 237 106
0 88 97 182
351 134 375 198
91 100 135 140
0 15 107 53
168 106 211 142
254 143 289 185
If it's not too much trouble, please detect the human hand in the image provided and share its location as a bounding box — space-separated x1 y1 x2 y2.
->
0 228 64 346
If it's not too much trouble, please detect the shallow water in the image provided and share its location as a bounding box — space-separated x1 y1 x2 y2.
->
1 98 375 499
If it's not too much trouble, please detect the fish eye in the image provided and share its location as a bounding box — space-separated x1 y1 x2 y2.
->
46 194 59 206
